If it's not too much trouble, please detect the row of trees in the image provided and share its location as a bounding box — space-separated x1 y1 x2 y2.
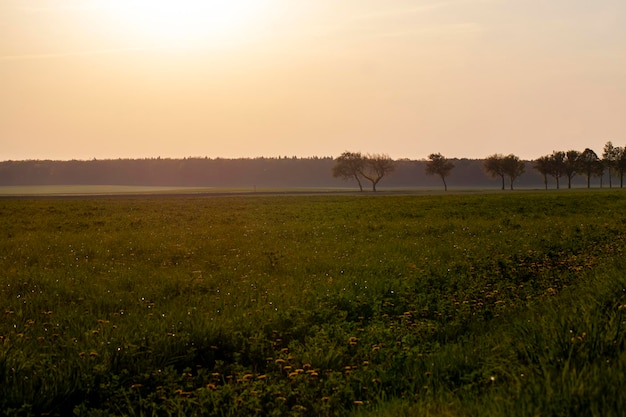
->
333 141 626 191
533 142 626 190
423 153 526 191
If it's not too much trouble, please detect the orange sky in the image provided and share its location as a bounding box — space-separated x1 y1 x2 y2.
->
2 0 625 161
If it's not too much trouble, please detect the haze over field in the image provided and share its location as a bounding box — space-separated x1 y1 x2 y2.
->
2 0 625 161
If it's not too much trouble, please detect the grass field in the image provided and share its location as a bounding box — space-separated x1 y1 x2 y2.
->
1 191 625 416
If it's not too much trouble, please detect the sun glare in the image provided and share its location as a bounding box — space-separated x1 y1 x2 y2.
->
96 0 271 48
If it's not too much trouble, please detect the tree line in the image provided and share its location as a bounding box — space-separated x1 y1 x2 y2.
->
1 145 624 190
333 141 626 191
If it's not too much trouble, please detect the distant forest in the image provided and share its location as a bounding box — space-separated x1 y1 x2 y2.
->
0 157 601 189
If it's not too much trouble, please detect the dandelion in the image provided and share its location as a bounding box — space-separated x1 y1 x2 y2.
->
175 389 192 397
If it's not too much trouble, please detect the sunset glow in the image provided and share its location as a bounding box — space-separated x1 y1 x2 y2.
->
2 0 626 161
94 0 271 48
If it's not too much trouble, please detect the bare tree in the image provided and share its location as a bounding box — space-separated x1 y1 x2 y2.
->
360 153 395 192
425 153 455 191
332 151 365 191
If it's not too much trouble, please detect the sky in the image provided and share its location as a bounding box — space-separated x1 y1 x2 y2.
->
2 0 625 161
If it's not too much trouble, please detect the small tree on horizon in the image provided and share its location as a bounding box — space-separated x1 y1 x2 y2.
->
332 151 365 191
602 141 619 188
549 151 565 189
579 148 600 188
533 155 551 190
563 150 581 189
360 153 395 192
425 153 455 191
483 154 507 190
484 154 524 190
502 154 525 190
617 145 626 188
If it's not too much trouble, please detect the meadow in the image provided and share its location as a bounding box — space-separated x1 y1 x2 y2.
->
0 191 625 416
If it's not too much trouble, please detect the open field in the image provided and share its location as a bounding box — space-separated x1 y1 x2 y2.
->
1 191 625 416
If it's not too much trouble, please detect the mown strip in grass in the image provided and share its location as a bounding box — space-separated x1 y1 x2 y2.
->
0 191 625 416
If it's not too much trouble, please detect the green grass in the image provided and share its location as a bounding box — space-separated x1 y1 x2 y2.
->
1 191 625 416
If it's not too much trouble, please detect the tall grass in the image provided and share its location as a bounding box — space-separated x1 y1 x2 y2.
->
0 191 625 416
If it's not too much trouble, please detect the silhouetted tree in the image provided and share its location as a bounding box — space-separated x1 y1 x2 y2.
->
533 155 551 190
602 141 619 188
563 150 580 189
360 153 395 191
484 154 506 190
425 153 455 191
617 146 626 188
594 158 605 188
549 151 565 189
502 154 525 190
484 154 524 190
579 148 600 188
332 151 365 191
